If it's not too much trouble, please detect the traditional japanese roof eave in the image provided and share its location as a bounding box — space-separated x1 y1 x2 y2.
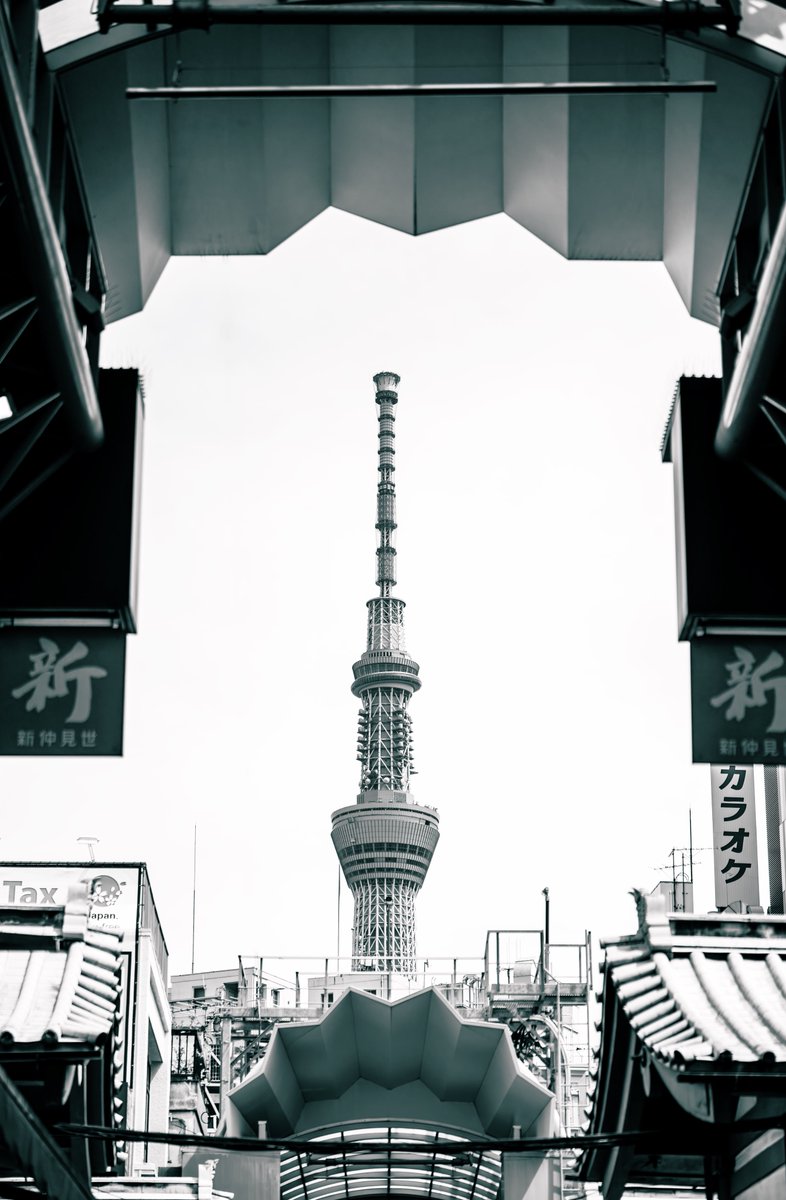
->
0 879 127 1181
578 891 786 1191
0 886 124 1047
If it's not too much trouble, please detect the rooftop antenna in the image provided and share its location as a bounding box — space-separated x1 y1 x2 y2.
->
77 836 99 862
191 824 197 974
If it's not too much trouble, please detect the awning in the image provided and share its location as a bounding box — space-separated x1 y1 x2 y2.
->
47 17 782 325
224 985 553 1140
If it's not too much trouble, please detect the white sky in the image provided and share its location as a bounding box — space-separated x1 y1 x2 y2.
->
1 208 735 979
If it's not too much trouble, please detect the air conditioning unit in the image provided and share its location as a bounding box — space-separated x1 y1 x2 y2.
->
134 1164 159 1178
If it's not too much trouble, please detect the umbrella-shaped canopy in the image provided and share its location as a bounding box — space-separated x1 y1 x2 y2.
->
225 985 553 1139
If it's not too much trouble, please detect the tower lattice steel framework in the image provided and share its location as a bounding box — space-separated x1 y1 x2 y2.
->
331 372 439 977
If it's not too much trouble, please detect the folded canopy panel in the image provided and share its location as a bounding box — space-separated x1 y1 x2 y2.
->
226 987 552 1138
567 28 665 260
330 25 416 232
158 27 332 255
52 18 782 323
503 28 570 256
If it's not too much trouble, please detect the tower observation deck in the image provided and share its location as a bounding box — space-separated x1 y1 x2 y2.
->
331 373 439 977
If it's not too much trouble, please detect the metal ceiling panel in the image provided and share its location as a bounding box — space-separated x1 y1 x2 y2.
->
414 27 503 233
352 987 399 1085
689 49 774 323
331 26 416 233
662 41 706 311
320 994 363 1096
332 94 417 233
164 26 330 254
248 1023 306 1127
167 95 330 254
474 1035 528 1137
420 988 462 1094
295 1076 486 1134
438 1023 505 1101
503 28 570 257
280 1027 339 1101
387 988 432 1087
127 41 172 304
567 28 664 260
414 94 503 234
60 51 145 321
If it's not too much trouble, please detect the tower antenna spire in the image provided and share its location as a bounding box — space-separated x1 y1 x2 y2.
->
372 370 400 600
331 372 439 978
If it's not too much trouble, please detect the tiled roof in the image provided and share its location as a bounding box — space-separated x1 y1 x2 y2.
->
602 891 786 1067
575 892 786 1190
0 879 123 1044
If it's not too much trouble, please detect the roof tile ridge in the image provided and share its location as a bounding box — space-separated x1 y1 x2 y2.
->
43 940 85 1043
687 949 756 1059
0 950 47 1043
728 951 786 1054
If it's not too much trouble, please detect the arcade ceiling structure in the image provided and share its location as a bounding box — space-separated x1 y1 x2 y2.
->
45 7 780 330
27 0 784 475
1 0 786 596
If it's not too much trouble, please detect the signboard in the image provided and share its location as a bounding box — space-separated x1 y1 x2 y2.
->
691 636 786 764
710 765 761 910
0 863 140 1085
664 378 786 640
0 631 126 755
0 370 144 631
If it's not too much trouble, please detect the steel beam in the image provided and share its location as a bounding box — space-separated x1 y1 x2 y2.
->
716 202 786 459
0 1064 95 1200
100 0 737 32
127 80 717 99
0 9 102 451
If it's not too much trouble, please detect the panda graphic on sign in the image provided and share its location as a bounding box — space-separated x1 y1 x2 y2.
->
90 874 123 907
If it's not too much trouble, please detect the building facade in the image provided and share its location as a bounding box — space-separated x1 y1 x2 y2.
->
0 861 171 1176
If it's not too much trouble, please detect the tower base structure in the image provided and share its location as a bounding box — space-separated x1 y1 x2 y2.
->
352 880 417 975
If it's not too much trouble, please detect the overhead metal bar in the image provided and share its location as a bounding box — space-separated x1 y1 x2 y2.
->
0 393 63 494
716 201 786 460
127 80 717 99
59 1115 786 1156
100 0 738 33
0 7 102 451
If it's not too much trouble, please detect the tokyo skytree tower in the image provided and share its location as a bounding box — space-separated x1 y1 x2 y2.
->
331 372 439 977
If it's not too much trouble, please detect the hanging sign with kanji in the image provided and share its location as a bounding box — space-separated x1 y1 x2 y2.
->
710 764 760 910
0 630 126 755
691 636 786 764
